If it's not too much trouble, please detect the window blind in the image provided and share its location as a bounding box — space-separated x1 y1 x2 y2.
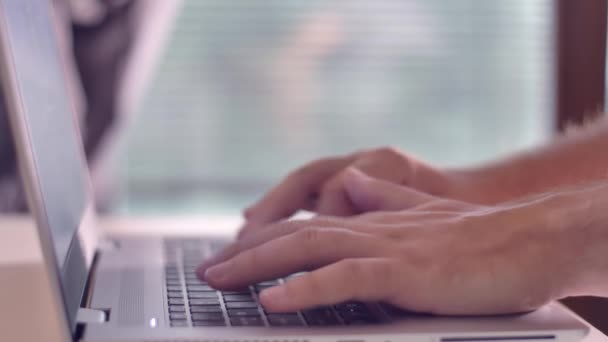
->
118 0 554 212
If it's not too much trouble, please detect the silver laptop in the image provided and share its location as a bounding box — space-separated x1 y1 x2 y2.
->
0 0 590 341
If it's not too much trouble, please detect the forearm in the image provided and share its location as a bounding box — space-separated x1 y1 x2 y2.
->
451 117 608 204
554 182 608 298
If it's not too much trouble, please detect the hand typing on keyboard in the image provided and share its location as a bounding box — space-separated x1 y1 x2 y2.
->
237 147 455 238
164 238 378 327
198 169 608 316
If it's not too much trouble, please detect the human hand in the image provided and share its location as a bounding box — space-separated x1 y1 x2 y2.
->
240 147 454 237
200 173 596 315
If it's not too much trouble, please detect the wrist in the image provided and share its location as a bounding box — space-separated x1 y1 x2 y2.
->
546 184 608 298
441 167 500 204
443 159 547 205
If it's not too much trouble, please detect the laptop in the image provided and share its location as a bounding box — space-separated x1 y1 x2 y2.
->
0 0 590 341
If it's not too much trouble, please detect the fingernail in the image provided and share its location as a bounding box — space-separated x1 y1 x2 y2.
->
204 263 228 282
195 260 214 279
259 286 289 310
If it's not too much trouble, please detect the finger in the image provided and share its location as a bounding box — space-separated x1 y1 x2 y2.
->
314 174 358 216
259 258 399 312
412 199 479 212
343 168 436 211
314 160 407 216
199 216 387 275
240 198 317 235
355 210 465 224
355 211 438 225
203 229 391 290
241 156 355 233
199 219 310 275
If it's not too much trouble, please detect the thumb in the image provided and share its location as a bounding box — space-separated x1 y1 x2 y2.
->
343 168 436 212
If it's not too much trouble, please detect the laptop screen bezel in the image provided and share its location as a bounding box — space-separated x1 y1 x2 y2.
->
0 0 98 336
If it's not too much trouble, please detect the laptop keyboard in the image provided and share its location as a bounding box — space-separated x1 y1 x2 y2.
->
163 238 384 328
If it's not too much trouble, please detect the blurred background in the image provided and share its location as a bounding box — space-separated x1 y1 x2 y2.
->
0 0 602 331
110 0 558 215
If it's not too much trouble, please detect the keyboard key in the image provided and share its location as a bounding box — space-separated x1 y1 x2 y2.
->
227 308 261 317
191 312 224 321
169 312 187 320
285 272 306 279
222 289 250 295
230 316 264 326
165 266 178 273
188 292 219 299
257 280 280 286
267 314 304 326
344 317 378 325
167 291 183 298
193 320 226 327
190 305 223 313
335 302 368 313
254 284 274 292
189 298 220 305
183 256 198 262
166 285 182 292
170 320 189 327
225 302 258 309
303 307 335 316
186 278 207 286
303 308 340 326
340 311 379 325
183 268 199 276
166 279 181 286
182 247 203 253
183 262 199 268
165 273 180 280
168 298 185 305
187 284 214 292
209 240 227 251
379 303 422 318
169 305 186 312
304 314 340 326
223 294 254 302
180 240 203 248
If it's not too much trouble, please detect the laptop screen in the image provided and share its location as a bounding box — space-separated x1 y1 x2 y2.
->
0 0 92 333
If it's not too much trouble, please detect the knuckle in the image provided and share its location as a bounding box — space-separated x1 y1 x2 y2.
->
338 259 364 296
367 260 399 300
353 148 372 158
341 258 363 278
321 171 348 193
296 158 333 178
287 166 309 182
288 159 325 181
275 220 305 236
370 260 395 284
372 146 401 159
382 227 409 240
222 240 244 259
397 244 431 270
241 247 260 268
297 227 325 248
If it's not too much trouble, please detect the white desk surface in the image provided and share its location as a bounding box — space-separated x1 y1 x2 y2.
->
0 214 606 342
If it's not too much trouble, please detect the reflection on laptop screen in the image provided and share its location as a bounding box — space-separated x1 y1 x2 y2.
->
1 0 88 270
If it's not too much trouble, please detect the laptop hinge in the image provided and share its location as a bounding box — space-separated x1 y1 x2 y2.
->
76 308 107 324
